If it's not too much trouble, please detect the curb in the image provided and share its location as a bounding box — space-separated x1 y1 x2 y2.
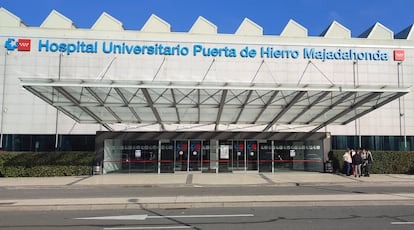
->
2 199 414 212
2 192 414 211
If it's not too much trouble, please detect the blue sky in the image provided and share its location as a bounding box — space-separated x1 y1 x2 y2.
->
1 0 413 37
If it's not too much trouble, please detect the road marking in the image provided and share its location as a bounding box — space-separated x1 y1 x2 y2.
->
104 226 192 230
76 213 254 221
103 226 192 230
148 214 254 219
391 222 414 225
76 215 148 220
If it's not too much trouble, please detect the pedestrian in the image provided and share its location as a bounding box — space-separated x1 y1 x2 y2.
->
343 148 352 176
352 149 363 177
364 149 373 177
350 148 356 175
361 148 368 176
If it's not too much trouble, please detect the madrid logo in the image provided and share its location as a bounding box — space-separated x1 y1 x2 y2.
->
393 50 405 61
4 38 31 51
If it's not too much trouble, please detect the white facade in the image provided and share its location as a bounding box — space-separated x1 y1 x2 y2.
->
0 8 413 138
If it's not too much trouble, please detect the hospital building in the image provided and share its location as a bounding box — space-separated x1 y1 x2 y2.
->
0 8 412 174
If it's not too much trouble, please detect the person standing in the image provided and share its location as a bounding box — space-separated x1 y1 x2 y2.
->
364 149 373 177
343 149 352 176
350 149 356 175
352 149 363 177
361 149 368 176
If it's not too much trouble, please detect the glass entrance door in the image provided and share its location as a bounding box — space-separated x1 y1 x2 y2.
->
230 140 258 172
189 140 201 171
175 140 188 172
231 140 246 171
174 140 202 172
246 140 258 170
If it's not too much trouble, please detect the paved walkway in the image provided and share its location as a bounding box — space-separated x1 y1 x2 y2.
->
1 172 414 211
1 172 414 187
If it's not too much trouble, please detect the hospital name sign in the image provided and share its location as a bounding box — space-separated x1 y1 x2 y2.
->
38 40 389 62
6 38 404 62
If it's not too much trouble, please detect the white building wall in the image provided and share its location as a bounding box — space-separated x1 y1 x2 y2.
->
0 9 413 137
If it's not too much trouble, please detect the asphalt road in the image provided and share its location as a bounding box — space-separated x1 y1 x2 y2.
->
1 205 413 230
1 183 414 229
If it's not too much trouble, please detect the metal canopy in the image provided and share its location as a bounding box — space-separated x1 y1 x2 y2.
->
20 78 410 132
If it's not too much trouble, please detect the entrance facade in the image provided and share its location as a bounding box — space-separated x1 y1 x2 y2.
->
218 140 258 172
96 131 330 174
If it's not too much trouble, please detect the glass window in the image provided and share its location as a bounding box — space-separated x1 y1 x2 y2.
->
332 135 414 151
1 134 95 152
2 134 55 151
59 135 95 151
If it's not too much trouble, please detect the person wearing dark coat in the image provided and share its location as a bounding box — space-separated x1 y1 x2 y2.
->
352 150 363 177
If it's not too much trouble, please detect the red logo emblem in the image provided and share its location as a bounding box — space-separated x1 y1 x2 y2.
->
17 39 31 51
394 50 405 61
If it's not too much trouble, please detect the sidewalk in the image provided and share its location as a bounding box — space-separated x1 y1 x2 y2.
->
1 172 414 187
1 172 414 211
